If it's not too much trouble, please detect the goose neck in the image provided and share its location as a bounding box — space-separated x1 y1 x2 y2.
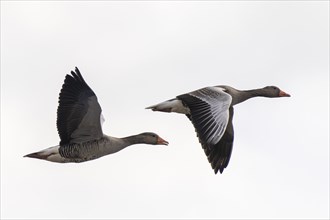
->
232 88 265 105
122 134 145 145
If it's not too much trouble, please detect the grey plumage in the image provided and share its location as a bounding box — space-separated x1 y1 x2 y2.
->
146 85 290 174
24 67 168 163
57 67 103 145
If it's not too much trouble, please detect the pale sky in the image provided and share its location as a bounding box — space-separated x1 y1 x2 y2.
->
1 1 329 219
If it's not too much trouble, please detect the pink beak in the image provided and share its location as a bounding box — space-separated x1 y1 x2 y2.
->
279 90 291 97
157 136 169 145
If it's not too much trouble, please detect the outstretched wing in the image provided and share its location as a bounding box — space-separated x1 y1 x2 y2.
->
203 107 234 174
177 87 232 146
56 67 103 145
177 86 234 174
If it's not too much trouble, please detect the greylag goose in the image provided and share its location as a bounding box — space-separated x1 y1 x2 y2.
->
24 67 168 163
146 85 290 174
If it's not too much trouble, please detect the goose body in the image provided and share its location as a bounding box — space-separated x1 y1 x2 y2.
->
146 85 290 174
25 68 168 163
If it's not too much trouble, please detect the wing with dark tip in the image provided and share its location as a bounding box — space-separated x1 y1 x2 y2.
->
203 107 234 174
177 87 232 146
177 86 234 174
56 67 103 145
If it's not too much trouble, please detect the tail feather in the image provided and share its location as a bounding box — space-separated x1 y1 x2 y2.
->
146 99 189 114
24 146 60 161
145 104 159 111
24 152 48 160
145 103 171 112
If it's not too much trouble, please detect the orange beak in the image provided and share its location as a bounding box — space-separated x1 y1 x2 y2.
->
157 136 169 145
279 90 291 97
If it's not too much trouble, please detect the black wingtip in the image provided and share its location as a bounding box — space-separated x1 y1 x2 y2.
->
71 66 86 83
69 67 82 82
213 168 224 175
75 66 80 74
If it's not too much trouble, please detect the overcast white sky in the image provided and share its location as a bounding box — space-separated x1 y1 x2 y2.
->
1 1 329 219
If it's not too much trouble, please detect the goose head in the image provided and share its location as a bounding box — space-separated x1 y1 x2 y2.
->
138 132 169 145
262 86 291 97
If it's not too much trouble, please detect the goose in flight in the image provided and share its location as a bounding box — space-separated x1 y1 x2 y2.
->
146 85 290 174
24 67 168 163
